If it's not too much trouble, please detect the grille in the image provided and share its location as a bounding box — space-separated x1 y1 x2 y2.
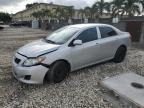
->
15 57 21 64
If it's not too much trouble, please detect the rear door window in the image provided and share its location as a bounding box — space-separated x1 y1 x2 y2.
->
99 26 117 38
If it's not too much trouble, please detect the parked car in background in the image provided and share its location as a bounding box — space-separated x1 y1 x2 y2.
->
12 24 131 84
0 21 4 25
10 21 30 27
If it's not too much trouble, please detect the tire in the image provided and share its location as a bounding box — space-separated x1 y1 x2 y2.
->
113 46 127 63
46 61 70 83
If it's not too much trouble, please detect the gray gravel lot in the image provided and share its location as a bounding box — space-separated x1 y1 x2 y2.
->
0 26 144 108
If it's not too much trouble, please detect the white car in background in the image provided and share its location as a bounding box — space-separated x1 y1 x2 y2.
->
12 24 131 84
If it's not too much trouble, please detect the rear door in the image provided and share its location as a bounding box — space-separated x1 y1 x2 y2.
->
97 26 119 60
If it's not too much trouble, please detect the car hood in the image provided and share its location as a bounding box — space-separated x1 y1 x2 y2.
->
17 39 61 57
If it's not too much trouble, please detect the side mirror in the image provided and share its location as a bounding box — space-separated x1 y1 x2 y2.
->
73 40 82 46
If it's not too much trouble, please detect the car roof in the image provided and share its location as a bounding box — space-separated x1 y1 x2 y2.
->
68 23 111 29
67 23 121 33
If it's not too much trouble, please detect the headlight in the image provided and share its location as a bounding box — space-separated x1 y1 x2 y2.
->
23 56 46 67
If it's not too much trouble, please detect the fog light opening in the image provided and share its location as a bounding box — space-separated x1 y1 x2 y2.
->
24 75 31 80
131 82 144 89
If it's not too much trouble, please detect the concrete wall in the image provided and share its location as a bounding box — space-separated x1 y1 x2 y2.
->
111 22 126 31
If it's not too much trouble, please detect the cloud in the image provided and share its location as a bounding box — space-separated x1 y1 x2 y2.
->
0 0 99 13
30 0 97 9
0 0 24 6
0 0 32 13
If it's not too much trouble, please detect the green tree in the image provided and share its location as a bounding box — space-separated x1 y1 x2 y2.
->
31 11 41 20
54 7 71 20
0 12 11 23
31 9 52 20
43 9 52 19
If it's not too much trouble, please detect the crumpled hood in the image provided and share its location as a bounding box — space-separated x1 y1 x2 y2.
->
17 39 61 57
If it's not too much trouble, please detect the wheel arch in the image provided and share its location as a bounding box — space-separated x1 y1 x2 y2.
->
50 59 71 71
43 59 71 83
118 44 127 51
112 44 127 63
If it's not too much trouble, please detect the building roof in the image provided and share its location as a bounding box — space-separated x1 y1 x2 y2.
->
13 3 73 16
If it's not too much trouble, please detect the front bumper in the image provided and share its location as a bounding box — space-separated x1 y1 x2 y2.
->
12 53 49 84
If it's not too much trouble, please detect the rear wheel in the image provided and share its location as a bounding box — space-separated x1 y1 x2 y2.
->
46 61 70 83
113 46 127 63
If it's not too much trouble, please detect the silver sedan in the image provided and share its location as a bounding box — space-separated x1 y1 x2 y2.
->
12 24 131 84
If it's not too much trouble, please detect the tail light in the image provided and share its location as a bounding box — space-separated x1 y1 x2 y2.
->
128 33 132 40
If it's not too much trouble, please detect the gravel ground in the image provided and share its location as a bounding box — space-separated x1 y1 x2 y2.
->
0 26 144 108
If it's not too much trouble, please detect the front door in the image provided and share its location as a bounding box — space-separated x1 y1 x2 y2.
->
69 27 100 70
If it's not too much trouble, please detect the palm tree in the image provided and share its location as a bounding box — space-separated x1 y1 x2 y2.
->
104 2 111 14
65 6 74 19
140 0 144 11
91 4 99 19
78 9 85 19
84 7 91 18
110 0 125 18
122 0 141 17
55 7 65 19
98 0 105 16
92 0 111 18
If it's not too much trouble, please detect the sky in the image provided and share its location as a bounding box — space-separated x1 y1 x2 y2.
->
0 0 104 14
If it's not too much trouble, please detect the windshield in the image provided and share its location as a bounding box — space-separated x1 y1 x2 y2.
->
45 26 79 44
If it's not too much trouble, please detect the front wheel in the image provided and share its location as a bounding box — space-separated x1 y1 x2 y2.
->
113 46 127 63
46 61 70 83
